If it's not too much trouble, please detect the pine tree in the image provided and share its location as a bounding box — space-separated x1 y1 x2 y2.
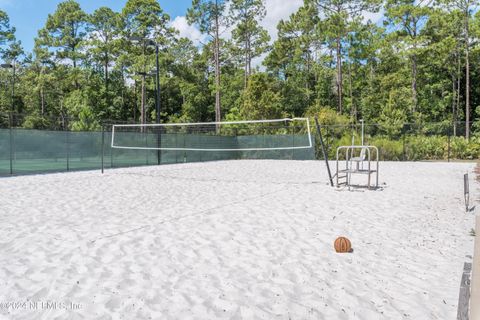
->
229 0 270 88
187 0 229 126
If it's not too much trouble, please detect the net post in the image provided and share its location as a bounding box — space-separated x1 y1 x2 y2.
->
448 124 452 162
110 125 114 168
9 112 13 175
144 131 148 165
183 133 186 162
198 134 202 162
314 116 333 187
291 123 295 160
175 132 178 163
464 173 469 212
101 125 105 174
157 127 161 165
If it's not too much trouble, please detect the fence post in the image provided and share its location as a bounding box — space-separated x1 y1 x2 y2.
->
402 134 406 161
9 112 13 175
291 124 295 160
66 123 70 172
175 132 178 163
101 125 105 174
325 126 329 158
447 132 451 163
110 125 114 169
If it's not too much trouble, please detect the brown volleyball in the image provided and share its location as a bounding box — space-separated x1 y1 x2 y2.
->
334 237 352 253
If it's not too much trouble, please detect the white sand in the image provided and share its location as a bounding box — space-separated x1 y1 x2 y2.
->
0 160 477 319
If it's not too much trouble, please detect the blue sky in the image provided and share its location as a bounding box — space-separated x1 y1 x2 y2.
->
1 0 384 58
0 0 192 53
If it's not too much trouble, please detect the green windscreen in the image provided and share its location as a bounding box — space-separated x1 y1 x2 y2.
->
0 128 314 176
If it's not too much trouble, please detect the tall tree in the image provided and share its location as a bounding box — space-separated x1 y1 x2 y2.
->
229 0 270 88
169 37 214 122
28 35 58 117
187 0 229 125
0 10 15 50
122 0 174 124
41 0 86 69
423 8 464 133
439 0 478 138
0 11 22 115
307 0 380 114
36 0 87 89
87 7 121 110
265 4 322 115
385 0 430 114
23 45 55 117
344 20 382 121
1 46 23 116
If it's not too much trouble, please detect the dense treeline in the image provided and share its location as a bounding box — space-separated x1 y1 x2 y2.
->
1 0 480 139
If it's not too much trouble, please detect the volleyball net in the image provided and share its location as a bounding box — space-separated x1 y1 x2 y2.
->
111 118 312 152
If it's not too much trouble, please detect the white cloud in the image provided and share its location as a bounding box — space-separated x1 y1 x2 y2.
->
174 0 384 68
361 8 385 24
170 16 207 47
172 0 302 48
250 0 303 68
251 52 268 70
261 0 303 42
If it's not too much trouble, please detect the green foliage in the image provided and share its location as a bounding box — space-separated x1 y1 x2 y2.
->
378 88 409 138
404 135 445 160
39 0 87 67
87 7 120 85
450 136 480 159
0 10 15 53
473 106 480 133
319 133 480 161
187 0 228 35
70 107 101 131
22 114 53 130
304 105 351 159
238 73 286 120
370 137 404 160
229 0 270 85
305 104 350 126
122 0 172 41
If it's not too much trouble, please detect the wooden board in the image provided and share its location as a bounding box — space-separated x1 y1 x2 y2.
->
458 262 472 320
470 216 480 320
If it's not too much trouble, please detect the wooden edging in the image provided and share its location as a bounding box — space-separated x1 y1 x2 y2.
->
470 216 480 320
458 262 472 320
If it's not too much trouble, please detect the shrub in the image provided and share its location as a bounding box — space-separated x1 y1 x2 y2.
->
405 136 446 160
369 137 404 161
317 134 479 161
450 136 480 160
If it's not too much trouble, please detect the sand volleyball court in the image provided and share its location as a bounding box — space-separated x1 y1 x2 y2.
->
0 160 477 319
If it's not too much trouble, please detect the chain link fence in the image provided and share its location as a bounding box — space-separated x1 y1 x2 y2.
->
1 112 477 177
0 113 314 176
316 121 479 162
